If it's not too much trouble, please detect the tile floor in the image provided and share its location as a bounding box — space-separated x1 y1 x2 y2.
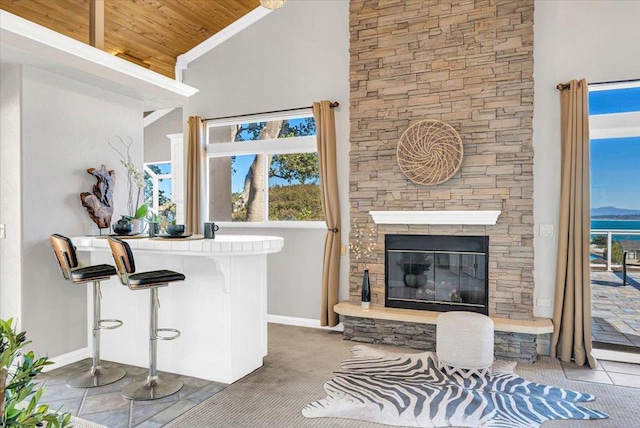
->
562 358 640 388
38 359 226 428
36 341 640 427
591 270 640 349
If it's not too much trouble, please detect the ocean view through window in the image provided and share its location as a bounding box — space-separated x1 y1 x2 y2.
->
589 82 640 268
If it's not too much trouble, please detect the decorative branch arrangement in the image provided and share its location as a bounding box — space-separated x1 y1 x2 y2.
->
349 218 376 270
108 136 147 219
80 165 115 230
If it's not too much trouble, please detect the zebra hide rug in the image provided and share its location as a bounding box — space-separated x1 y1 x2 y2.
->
302 345 608 428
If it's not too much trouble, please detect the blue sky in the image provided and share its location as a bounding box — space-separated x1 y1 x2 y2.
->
155 163 172 200
233 154 255 192
145 162 172 203
590 136 640 210
589 87 640 210
589 87 640 115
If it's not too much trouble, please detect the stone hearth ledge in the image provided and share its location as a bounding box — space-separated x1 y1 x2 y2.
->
334 302 553 335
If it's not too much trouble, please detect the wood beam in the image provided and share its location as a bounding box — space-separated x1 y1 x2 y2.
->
89 0 104 49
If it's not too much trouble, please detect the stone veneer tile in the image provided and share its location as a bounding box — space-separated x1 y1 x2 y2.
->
349 0 535 321
343 316 538 362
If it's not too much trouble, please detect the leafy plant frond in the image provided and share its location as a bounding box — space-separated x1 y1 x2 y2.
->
1 319 71 427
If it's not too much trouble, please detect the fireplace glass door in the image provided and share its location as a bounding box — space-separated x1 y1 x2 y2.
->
385 235 489 314
387 250 487 307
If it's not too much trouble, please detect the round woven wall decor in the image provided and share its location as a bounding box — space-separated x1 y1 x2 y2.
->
396 119 464 185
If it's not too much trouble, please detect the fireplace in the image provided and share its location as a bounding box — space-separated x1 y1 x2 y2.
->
385 235 489 315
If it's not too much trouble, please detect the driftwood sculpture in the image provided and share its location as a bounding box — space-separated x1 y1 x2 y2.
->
80 165 115 229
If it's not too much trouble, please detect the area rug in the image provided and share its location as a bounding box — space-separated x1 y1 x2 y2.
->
303 345 609 428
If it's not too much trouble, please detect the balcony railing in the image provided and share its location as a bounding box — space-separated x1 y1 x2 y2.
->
590 229 640 271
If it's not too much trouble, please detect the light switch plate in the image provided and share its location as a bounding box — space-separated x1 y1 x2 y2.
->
539 224 554 237
0 224 5 239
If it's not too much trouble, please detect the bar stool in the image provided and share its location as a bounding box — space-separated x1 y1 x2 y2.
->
49 234 126 388
107 237 185 400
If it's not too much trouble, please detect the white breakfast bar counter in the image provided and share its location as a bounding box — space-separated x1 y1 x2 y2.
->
72 235 284 384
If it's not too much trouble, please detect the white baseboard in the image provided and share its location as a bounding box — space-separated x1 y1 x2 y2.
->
267 314 344 332
593 348 640 365
43 347 90 372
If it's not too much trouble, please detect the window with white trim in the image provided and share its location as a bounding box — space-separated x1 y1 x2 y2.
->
206 111 324 224
144 162 175 224
589 81 640 266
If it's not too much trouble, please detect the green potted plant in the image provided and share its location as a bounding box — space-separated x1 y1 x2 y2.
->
1 318 71 427
127 203 149 234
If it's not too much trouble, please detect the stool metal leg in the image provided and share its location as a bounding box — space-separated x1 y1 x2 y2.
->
122 287 182 400
67 281 126 388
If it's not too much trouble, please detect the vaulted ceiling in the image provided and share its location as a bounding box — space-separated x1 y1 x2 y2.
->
0 0 260 78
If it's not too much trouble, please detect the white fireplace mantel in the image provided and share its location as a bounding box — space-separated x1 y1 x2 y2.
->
369 210 501 226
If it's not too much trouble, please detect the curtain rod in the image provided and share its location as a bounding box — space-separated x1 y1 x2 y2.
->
558 78 640 91
588 78 640 86
203 101 339 122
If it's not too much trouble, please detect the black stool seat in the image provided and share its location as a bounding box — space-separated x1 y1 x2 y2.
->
129 270 186 287
71 264 117 281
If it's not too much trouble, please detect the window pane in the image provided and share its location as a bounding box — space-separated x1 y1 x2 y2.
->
206 115 322 223
589 86 640 268
589 87 640 115
208 117 316 143
208 154 267 222
208 125 236 144
277 117 316 138
144 163 173 218
147 162 171 175
590 136 640 264
144 170 152 207
268 153 324 221
158 178 172 203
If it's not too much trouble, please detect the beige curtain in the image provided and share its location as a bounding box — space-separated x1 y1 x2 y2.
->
550 79 596 368
186 116 203 234
313 101 341 327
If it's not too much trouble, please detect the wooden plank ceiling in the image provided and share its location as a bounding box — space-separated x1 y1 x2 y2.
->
0 0 260 78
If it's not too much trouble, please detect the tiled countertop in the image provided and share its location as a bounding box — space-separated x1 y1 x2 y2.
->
72 235 284 256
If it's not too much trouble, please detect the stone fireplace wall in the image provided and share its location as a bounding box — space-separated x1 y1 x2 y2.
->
349 0 535 320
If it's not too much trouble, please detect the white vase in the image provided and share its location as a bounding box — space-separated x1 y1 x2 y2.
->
131 219 146 235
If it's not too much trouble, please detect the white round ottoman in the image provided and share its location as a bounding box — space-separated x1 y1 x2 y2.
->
436 311 494 378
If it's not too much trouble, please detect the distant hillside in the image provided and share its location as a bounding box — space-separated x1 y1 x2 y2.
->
591 206 640 217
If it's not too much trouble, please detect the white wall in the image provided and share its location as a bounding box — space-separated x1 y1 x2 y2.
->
533 1 640 318
11 66 143 357
182 0 350 320
216 227 326 318
144 108 183 163
0 65 22 326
